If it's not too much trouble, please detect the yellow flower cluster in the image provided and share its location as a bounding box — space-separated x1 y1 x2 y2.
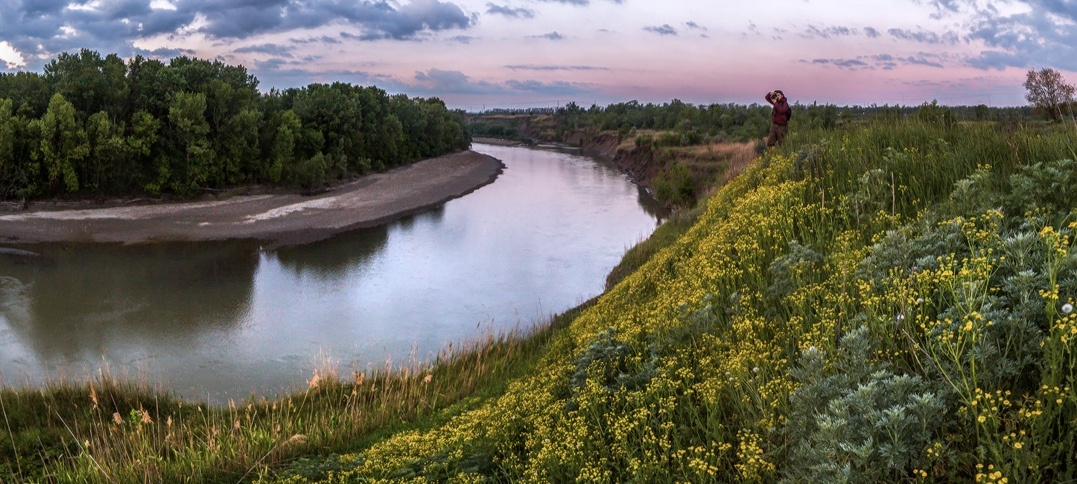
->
975 463 1009 483
735 429 775 482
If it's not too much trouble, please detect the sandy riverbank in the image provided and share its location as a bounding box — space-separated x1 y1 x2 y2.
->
0 150 504 247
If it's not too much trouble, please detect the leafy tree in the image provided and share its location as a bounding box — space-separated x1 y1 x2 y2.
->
267 109 301 183
0 98 38 198
33 93 87 194
1024 67 1075 122
127 110 160 192
84 111 127 191
44 49 128 122
167 91 214 195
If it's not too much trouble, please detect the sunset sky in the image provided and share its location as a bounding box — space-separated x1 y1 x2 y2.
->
0 0 1073 110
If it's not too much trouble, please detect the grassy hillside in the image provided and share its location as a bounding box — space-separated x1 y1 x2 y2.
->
272 118 1076 482
3 116 1075 482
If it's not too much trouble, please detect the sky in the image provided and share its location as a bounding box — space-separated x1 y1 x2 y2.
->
0 0 1074 110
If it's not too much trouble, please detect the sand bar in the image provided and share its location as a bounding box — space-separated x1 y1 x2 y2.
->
0 150 504 246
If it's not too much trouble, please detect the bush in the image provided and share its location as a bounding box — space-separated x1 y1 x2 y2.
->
653 162 695 206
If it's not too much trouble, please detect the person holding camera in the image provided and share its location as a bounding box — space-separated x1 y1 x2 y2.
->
765 90 791 147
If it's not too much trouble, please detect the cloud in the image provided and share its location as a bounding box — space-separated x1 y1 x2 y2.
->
644 24 677 36
864 27 880 38
801 25 858 39
684 21 707 31
804 53 948 71
406 68 593 98
899 55 945 68
887 27 960 45
533 32 566 40
291 35 342 45
966 0 1077 70
485 3 535 19
0 0 478 69
132 46 197 59
0 41 27 69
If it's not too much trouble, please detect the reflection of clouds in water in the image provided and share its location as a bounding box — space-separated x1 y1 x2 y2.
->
0 276 32 328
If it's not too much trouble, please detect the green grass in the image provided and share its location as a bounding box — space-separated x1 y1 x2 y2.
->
0 300 592 482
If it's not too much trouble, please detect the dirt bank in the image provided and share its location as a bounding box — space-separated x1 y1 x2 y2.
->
0 150 504 247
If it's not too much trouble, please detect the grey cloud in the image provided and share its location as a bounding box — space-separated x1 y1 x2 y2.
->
900 56 945 68
967 0 1077 70
805 53 944 71
684 21 707 31
835 59 867 67
644 24 677 36
449 35 473 43
864 27 880 38
0 0 477 70
486 3 535 19
414 68 501 94
290 35 342 44
504 79 589 95
21 0 68 17
802 25 858 39
534 31 565 40
887 28 960 45
132 47 197 59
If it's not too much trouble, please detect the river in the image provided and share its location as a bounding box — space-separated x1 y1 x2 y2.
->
0 143 666 404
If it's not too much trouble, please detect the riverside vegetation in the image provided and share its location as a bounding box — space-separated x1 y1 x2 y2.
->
2 104 1076 481
0 50 470 201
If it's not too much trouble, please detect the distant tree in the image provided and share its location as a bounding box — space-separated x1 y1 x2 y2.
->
1024 68 1075 122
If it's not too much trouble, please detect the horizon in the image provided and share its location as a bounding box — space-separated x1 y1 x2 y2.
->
1 0 1074 111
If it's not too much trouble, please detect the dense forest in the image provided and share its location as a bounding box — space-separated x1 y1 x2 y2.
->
0 49 471 200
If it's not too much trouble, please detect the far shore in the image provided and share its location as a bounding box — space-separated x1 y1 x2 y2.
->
0 150 504 247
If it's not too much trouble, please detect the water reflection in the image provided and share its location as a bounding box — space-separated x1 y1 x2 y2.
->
0 242 258 378
273 223 390 280
0 144 666 403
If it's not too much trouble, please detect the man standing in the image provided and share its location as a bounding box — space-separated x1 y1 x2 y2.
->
765 90 791 147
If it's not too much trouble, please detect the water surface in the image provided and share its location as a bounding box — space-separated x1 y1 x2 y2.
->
0 144 664 404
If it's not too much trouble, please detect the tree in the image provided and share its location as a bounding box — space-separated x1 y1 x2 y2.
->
34 93 88 194
167 91 214 194
85 111 127 191
1024 68 1075 122
0 98 38 198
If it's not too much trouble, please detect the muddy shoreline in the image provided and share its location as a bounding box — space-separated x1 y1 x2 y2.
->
0 150 504 247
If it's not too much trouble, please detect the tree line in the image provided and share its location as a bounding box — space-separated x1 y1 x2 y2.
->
0 49 471 200
468 92 1068 147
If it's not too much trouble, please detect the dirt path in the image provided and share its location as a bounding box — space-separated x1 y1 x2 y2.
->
0 150 504 246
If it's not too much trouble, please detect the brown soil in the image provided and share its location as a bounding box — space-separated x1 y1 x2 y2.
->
0 150 504 247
